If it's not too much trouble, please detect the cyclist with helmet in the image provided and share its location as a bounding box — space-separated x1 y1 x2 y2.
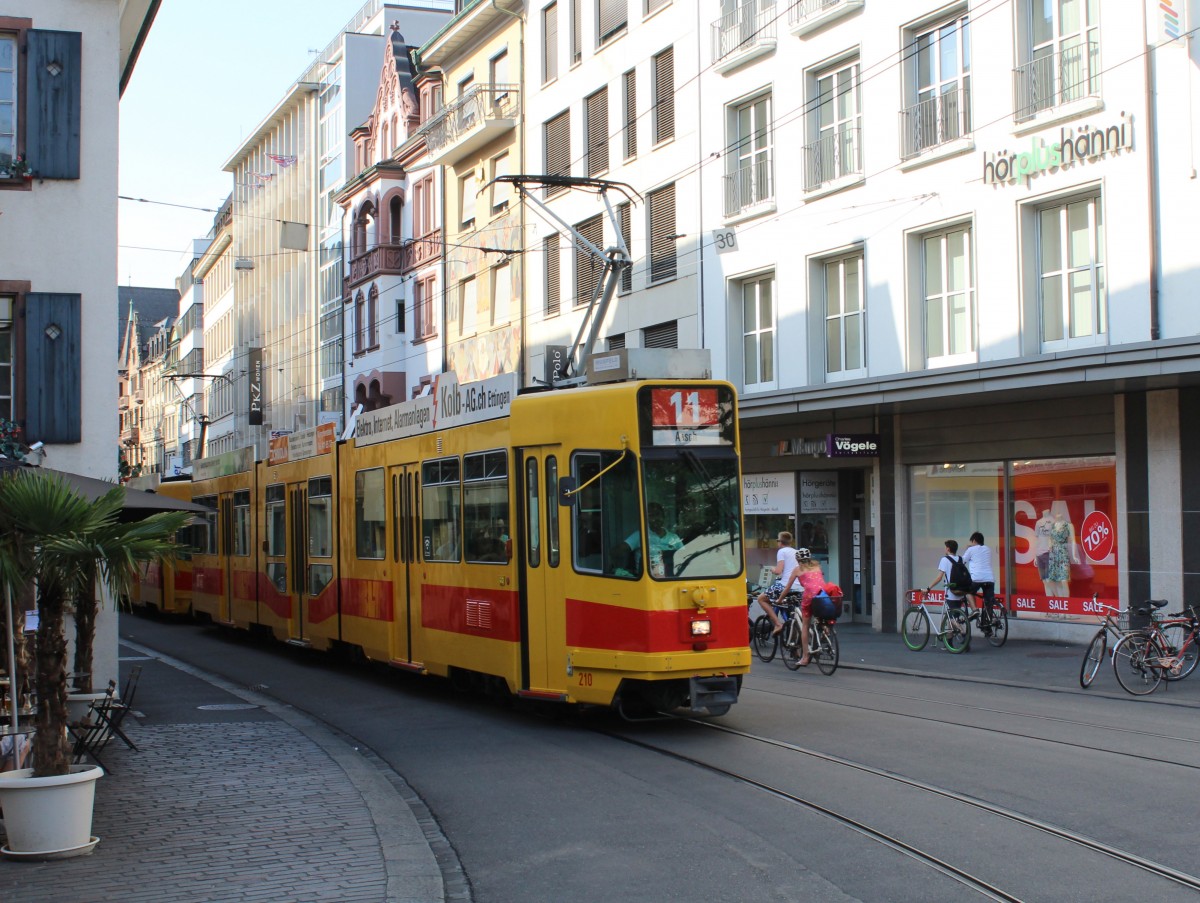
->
779 547 828 667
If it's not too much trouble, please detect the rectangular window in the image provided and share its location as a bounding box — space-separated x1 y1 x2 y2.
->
643 320 678 349
598 0 628 45
546 456 560 567
544 109 571 196
413 175 436 236
923 226 974 362
647 182 677 283
233 489 251 556
1038 196 1105 347
422 457 461 562
807 58 862 190
575 214 604 307
307 476 334 595
901 13 971 159
194 495 218 556
623 68 637 159
607 333 626 350
726 92 773 216
1017 0 1100 120
464 450 509 564
355 468 386 560
265 485 286 558
824 253 865 378
652 47 675 144
572 450 640 577
459 170 477 228
617 202 632 293
741 273 775 390
646 0 670 13
543 2 559 83
414 274 436 340
544 233 561 316
490 151 511 213
0 34 16 176
526 457 541 568
585 86 609 177
0 294 12 420
570 0 582 64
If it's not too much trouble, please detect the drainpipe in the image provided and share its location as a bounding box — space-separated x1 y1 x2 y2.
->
1142 11 1161 341
695 2 706 350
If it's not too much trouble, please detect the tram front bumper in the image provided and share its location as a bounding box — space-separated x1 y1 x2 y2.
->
688 675 739 713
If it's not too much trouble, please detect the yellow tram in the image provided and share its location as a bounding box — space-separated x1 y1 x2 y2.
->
171 368 749 715
131 479 195 616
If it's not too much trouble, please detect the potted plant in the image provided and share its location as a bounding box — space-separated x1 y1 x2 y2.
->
0 471 186 859
5 155 32 181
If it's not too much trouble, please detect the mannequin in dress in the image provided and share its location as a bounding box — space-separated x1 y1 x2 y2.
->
1045 511 1074 597
1035 509 1054 595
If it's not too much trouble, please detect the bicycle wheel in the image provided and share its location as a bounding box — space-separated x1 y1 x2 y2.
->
987 606 1009 648
1159 623 1200 681
1112 633 1165 695
752 615 778 663
816 624 839 675
941 607 970 654
1079 630 1108 688
901 606 930 651
781 617 803 671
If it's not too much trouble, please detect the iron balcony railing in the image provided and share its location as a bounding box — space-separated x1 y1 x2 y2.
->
1014 39 1100 122
724 153 774 217
418 84 520 158
712 1 776 66
804 127 862 191
899 84 971 161
788 0 856 28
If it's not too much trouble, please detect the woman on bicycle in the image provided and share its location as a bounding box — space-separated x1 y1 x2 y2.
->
756 531 796 635
780 547 827 666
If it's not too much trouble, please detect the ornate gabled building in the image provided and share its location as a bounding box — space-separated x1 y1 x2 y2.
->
339 23 443 412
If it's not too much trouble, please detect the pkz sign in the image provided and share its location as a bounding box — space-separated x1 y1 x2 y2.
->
826 434 879 457
248 347 263 426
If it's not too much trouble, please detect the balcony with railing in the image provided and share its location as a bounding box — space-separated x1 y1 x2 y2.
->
788 0 863 37
712 1 777 74
899 84 971 161
1014 40 1100 123
401 231 443 275
724 154 774 218
417 84 520 166
345 242 405 291
803 127 862 191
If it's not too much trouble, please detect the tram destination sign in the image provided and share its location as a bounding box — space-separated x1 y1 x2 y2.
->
355 371 518 447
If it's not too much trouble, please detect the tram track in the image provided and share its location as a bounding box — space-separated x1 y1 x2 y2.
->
601 718 1200 899
743 679 1200 769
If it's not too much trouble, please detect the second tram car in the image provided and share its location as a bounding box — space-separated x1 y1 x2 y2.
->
152 368 749 715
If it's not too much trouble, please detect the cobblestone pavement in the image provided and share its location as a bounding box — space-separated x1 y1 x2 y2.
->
0 645 447 903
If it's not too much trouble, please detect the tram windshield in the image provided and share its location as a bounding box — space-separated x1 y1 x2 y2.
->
640 451 742 580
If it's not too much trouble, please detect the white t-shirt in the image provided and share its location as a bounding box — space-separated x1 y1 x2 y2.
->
938 555 965 601
775 545 794 575
962 544 994 582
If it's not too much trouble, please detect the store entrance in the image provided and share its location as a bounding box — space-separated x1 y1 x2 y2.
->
842 469 872 624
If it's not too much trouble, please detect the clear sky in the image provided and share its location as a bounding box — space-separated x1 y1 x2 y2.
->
118 1 375 290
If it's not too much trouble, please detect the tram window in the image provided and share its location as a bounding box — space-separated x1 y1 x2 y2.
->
232 490 251 557
308 476 333 558
464 450 509 564
525 458 540 568
194 495 218 555
355 468 386 560
423 457 462 561
308 564 334 596
265 484 286 557
571 450 639 579
546 457 560 567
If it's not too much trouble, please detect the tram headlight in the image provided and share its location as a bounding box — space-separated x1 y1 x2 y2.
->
690 618 712 637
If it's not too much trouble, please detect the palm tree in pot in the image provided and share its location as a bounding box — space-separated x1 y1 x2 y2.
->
0 471 186 776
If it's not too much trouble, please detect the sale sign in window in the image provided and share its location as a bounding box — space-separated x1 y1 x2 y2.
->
1009 456 1117 621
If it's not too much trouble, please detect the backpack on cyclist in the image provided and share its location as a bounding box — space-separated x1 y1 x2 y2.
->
944 555 973 594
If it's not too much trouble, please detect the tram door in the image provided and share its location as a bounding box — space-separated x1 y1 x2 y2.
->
287 483 309 643
517 447 565 694
390 463 421 664
218 494 234 624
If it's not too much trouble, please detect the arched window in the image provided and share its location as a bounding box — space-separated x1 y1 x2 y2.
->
367 285 379 349
389 196 402 243
380 122 389 160
355 381 368 408
391 114 399 150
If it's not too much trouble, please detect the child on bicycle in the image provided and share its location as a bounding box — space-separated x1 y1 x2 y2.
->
779 547 827 667
927 539 967 609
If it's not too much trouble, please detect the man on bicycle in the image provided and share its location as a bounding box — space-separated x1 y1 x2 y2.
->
927 539 967 610
962 531 998 633
756 531 798 635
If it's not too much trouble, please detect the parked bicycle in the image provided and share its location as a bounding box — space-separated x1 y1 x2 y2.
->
1110 601 1200 695
901 589 969 653
1079 596 1137 688
779 598 840 675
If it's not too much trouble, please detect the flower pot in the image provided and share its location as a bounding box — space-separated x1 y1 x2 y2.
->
0 764 103 859
67 691 110 723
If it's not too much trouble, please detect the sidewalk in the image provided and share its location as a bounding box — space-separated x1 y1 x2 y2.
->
0 640 452 903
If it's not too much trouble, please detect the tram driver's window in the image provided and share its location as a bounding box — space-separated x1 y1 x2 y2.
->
571 450 640 578
422 457 462 562
355 468 386 560
464 450 509 564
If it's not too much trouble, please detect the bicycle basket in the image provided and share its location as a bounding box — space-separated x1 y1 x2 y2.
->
1117 609 1130 631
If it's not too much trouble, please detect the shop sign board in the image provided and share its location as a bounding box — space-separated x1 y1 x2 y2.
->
799 473 838 514
192 446 254 481
743 472 795 515
827 434 879 457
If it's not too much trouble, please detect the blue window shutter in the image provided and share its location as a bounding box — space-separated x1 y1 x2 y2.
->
25 30 82 180
24 293 81 443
